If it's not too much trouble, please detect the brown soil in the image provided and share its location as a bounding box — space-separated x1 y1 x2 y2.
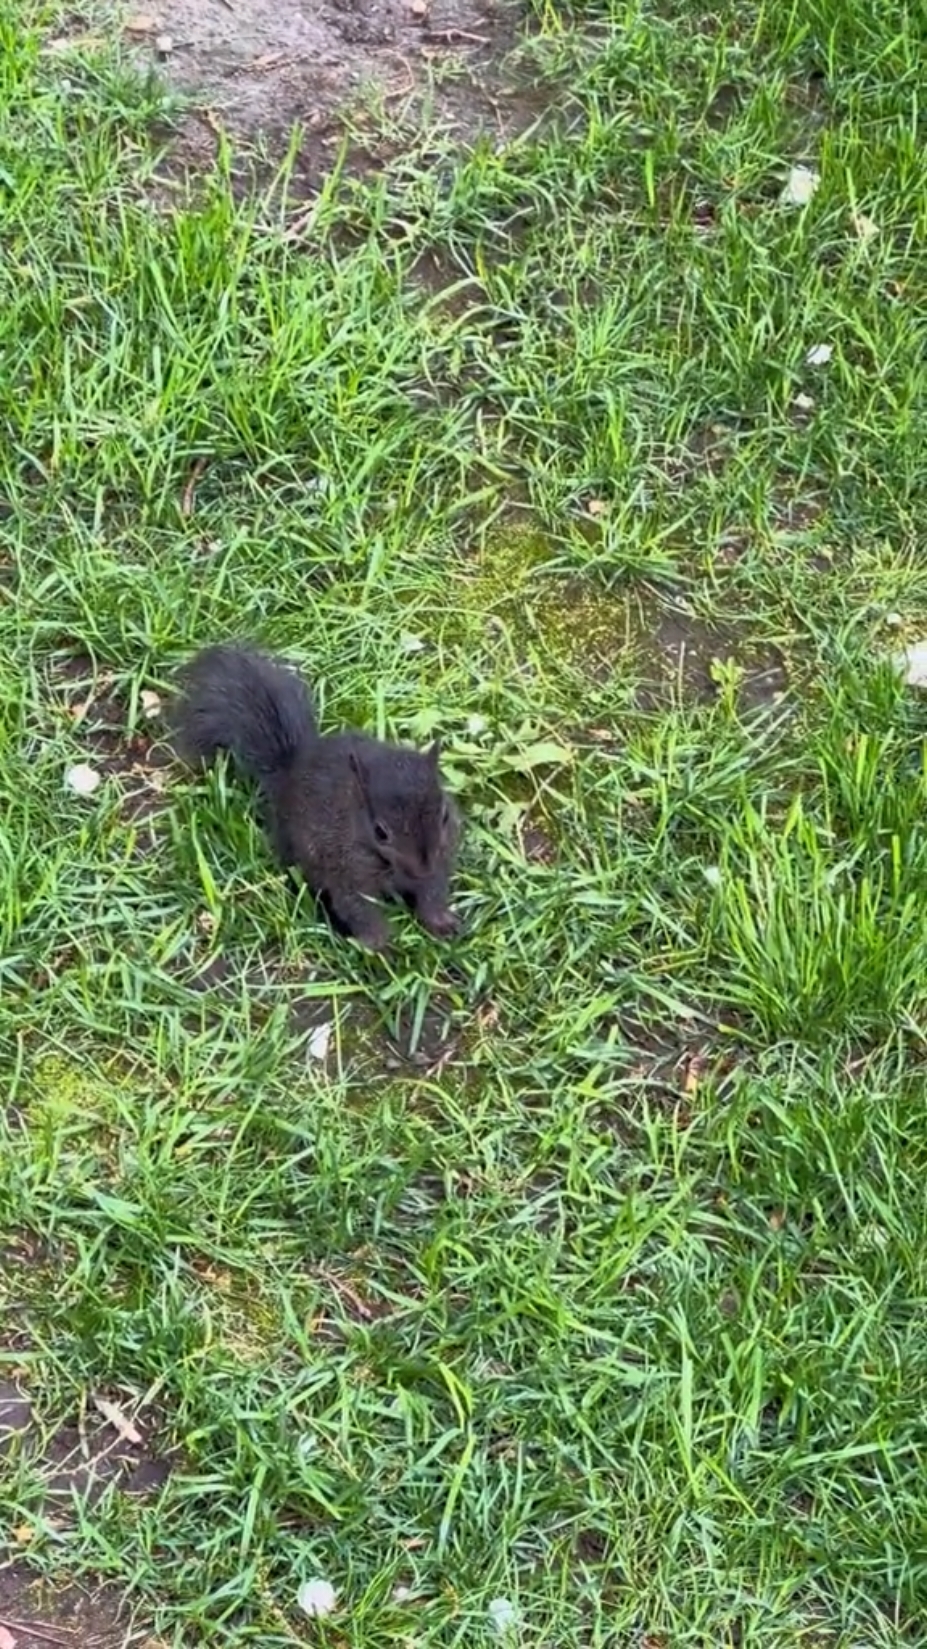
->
0 1563 154 1649
117 0 536 175
1 1377 173 1646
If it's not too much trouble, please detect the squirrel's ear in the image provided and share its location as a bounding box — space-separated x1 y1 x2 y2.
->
426 739 441 766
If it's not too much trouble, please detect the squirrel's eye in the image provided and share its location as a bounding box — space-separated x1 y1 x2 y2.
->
374 821 390 844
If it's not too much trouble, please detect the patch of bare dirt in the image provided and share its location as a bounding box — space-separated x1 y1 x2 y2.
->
1 1376 165 1644
0 1377 176 1509
117 0 535 171
628 598 789 711
0 1563 151 1649
50 652 170 826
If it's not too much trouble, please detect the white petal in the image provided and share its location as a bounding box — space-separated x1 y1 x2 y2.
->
703 865 723 889
141 688 162 717
297 1579 337 1619
782 164 820 206
307 1023 332 1061
66 763 101 796
805 343 833 367
488 1597 519 1635
792 392 815 411
392 1585 413 1603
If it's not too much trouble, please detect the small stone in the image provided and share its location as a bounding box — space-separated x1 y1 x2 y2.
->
782 164 820 206
895 639 927 687
65 763 101 797
307 1023 332 1062
297 1579 337 1619
140 688 161 717
154 32 173 56
488 1597 519 1635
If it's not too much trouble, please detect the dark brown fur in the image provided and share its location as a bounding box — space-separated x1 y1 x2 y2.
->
174 644 460 951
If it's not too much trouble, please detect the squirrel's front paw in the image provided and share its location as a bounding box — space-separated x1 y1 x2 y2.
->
352 914 392 953
419 906 460 940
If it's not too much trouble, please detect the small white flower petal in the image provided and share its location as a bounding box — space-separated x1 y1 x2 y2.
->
805 343 833 367
307 1023 332 1061
297 1578 337 1619
782 164 820 206
703 865 723 889
488 1596 519 1635
392 1585 413 1603
66 762 101 797
466 714 488 736
792 392 815 411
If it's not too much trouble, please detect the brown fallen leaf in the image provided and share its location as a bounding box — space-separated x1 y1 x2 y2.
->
13 1522 34 1544
124 13 159 32
682 1052 708 1096
93 1394 143 1445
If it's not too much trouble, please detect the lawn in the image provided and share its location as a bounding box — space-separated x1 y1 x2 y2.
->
1 0 927 1643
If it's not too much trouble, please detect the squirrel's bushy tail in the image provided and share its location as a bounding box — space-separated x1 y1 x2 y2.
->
174 644 317 782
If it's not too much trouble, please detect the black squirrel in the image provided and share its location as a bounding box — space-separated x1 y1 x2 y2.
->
174 644 460 952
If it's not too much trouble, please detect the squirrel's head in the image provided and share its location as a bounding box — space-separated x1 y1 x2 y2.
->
349 739 458 891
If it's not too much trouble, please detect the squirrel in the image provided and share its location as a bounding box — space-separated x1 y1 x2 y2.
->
173 644 460 952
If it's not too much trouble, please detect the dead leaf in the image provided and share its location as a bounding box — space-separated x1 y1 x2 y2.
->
585 497 609 517
124 13 159 32
140 689 162 718
851 210 878 243
13 1523 34 1545
93 1394 143 1445
45 34 106 52
769 1209 785 1231
682 1054 707 1096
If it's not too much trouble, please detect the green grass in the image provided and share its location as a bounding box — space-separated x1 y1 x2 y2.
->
2 0 927 1641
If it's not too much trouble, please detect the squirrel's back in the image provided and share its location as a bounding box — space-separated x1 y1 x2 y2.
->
174 644 317 782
